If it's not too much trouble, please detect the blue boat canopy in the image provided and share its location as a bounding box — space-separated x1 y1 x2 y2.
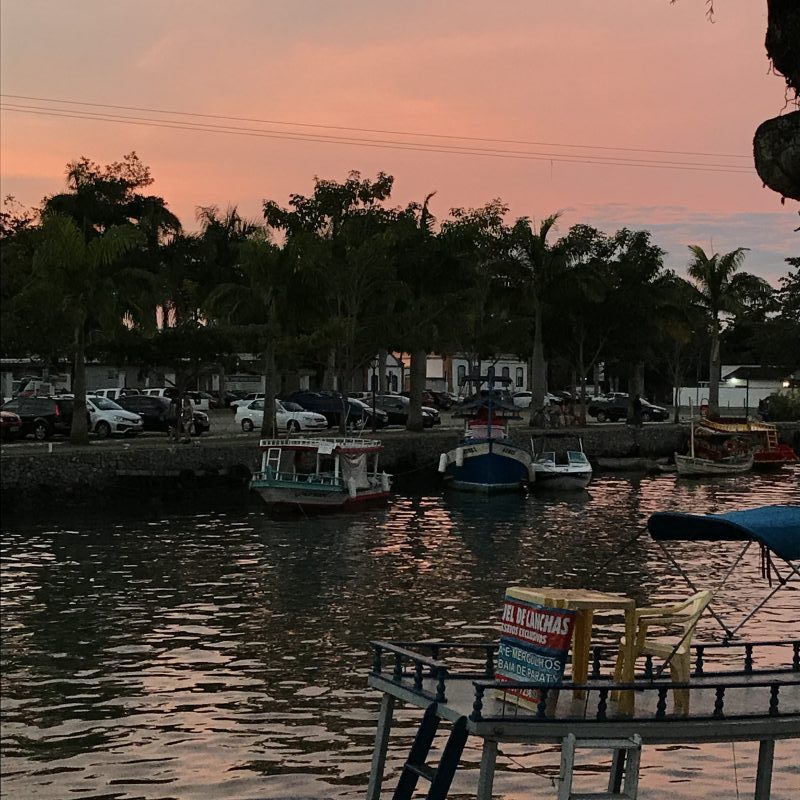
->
647 505 800 562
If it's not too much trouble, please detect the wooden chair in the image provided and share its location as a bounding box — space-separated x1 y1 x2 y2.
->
613 590 713 713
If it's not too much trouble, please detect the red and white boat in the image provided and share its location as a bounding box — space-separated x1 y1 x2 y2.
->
250 437 391 509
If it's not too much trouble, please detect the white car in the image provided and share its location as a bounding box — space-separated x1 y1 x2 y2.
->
55 395 144 437
88 388 141 402
511 390 561 409
230 392 264 410
235 398 328 433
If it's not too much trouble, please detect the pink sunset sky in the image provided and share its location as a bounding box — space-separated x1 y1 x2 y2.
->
1 0 797 284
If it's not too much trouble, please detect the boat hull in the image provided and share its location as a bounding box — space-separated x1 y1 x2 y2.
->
251 481 391 509
674 452 754 477
442 441 532 493
532 465 592 490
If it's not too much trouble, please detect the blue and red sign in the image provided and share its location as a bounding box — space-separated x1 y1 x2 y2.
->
495 596 577 708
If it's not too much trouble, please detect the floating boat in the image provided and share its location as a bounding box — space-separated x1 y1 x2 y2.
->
595 456 671 473
250 437 391 509
700 417 798 471
674 422 754 476
674 451 754 476
531 434 592 490
438 375 532 493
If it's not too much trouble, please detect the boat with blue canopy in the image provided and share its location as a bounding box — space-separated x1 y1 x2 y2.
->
647 504 800 640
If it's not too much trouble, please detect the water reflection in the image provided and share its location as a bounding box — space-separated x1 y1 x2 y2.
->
1 467 798 799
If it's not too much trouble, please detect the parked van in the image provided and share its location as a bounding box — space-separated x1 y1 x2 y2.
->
89 388 141 402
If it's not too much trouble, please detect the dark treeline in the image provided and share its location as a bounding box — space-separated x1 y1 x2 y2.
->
1 153 798 444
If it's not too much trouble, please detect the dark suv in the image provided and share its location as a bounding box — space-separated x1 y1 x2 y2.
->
1 396 78 440
282 391 373 428
116 395 210 434
374 394 438 427
586 393 669 423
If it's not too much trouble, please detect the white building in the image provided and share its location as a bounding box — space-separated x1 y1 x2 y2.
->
676 365 796 413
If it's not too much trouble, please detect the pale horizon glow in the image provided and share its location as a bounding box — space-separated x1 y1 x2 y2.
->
1 0 797 284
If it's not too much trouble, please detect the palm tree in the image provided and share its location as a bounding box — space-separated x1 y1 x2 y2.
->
505 213 565 424
204 238 287 438
687 245 752 416
29 213 144 444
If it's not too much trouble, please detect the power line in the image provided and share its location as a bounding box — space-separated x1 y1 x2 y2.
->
0 103 754 176
1 92 751 161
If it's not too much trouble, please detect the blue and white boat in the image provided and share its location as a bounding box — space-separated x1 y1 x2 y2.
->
438 377 533 493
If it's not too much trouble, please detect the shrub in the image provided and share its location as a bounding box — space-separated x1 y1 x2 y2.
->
767 389 800 421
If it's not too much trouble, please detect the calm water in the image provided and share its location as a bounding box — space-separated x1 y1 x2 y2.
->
2 468 799 800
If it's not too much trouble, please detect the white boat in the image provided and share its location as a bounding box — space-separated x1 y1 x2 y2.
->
531 436 592 490
674 423 754 477
674 452 754 476
250 437 391 509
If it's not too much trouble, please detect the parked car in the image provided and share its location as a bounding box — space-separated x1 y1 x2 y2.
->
235 398 328 433
429 390 456 410
511 390 561 409
373 394 438 427
348 397 389 429
400 390 437 407
586 393 669 423
209 389 247 408
281 391 348 428
88 387 141 402
84 396 144 437
141 388 211 411
0 409 22 441
116 394 210 435
230 392 264 410
1 396 80 440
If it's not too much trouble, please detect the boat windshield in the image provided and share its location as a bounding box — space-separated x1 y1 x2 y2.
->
568 451 590 465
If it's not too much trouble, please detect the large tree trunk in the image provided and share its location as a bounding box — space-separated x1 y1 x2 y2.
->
70 324 89 445
218 362 227 407
378 350 387 394
406 348 427 432
528 299 547 425
671 341 683 425
322 349 336 391
628 362 644 426
708 322 721 417
576 340 587 426
260 341 277 438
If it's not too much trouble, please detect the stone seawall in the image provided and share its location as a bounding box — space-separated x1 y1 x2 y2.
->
2 422 798 506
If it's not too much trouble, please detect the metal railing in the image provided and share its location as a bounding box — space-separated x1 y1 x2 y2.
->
370 639 800 723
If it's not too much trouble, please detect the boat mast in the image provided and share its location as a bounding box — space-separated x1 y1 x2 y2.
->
486 373 493 440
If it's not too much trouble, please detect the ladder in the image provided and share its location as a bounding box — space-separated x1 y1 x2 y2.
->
557 733 642 800
392 704 469 800
765 424 778 450
265 447 281 475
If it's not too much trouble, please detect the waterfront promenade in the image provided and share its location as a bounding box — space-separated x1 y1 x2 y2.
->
2 409 798 505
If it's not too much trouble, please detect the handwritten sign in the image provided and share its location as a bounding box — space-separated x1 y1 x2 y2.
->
495 594 577 710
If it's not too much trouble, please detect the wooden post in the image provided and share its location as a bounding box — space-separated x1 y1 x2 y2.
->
476 739 497 800
365 694 395 800
754 739 774 800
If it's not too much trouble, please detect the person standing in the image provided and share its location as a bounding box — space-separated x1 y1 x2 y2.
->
180 396 194 443
632 393 643 427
